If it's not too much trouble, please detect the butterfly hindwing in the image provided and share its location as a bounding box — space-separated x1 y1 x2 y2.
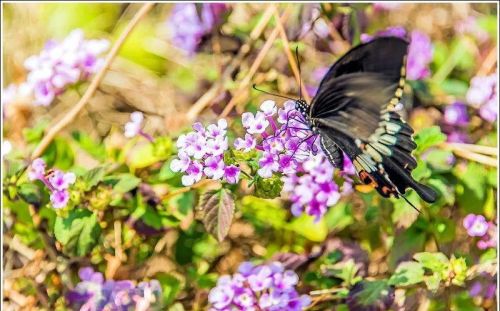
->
310 37 436 203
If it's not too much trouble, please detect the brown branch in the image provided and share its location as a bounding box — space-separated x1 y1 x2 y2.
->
220 7 292 118
272 7 311 103
30 3 155 160
477 46 497 76
441 142 498 157
185 5 275 122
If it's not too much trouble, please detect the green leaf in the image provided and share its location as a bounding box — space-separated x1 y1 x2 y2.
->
197 189 235 242
54 209 100 256
349 280 394 308
390 261 424 286
241 196 287 229
106 174 141 193
156 273 183 306
71 131 106 161
451 291 483 311
414 252 449 273
44 137 75 170
388 220 427 269
424 273 442 292
81 166 106 191
414 126 446 154
288 214 328 242
324 201 353 232
391 191 420 228
424 149 455 172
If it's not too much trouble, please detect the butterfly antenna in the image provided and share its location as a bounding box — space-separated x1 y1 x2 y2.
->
295 46 302 100
252 84 296 101
402 195 421 214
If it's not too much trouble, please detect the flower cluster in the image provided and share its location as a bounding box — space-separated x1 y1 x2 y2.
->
67 267 162 311
124 111 154 142
208 261 311 311
463 214 497 249
466 72 498 123
171 119 240 186
282 154 342 221
28 158 75 209
168 3 228 54
236 100 351 220
361 26 433 80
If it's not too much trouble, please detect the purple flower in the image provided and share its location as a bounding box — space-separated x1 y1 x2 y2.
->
50 190 70 209
477 222 497 250
23 29 109 106
407 31 433 80
234 133 256 152
244 112 270 135
27 158 75 209
466 72 498 122
446 131 469 143
28 158 47 181
124 111 144 138
167 3 228 54
67 267 162 310
172 119 239 186
124 111 154 142
463 214 489 237
48 170 76 191
224 165 240 184
182 161 203 186
444 102 469 126
236 100 350 220
208 261 311 311
170 151 191 173
258 152 280 178
204 156 225 180
361 27 433 80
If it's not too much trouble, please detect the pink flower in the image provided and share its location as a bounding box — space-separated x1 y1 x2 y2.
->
170 151 191 173
260 100 277 117
245 112 270 134
49 170 76 191
463 214 489 237
182 161 203 186
224 165 240 184
28 158 47 181
204 156 225 180
257 152 279 178
234 134 256 152
124 112 144 138
50 190 70 209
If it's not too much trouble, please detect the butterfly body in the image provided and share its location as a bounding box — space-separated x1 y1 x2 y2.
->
295 36 437 203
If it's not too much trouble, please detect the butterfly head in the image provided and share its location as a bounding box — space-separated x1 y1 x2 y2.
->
295 99 309 118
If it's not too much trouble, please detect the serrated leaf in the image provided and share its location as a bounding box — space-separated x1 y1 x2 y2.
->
198 189 234 242
81 166 106 191
389 261 424 286
54 209 100 256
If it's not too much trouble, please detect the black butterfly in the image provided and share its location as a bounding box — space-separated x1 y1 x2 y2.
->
293 37 437 205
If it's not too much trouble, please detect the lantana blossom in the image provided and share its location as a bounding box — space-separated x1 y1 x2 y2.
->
208 261 311 311
170 119 239 186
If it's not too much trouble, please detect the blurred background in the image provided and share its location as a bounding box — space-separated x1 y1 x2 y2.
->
2 2 498 311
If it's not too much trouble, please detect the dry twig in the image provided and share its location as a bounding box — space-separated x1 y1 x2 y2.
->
30 3 154 160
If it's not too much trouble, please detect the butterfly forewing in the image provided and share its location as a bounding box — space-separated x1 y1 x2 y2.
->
310 37 437 203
